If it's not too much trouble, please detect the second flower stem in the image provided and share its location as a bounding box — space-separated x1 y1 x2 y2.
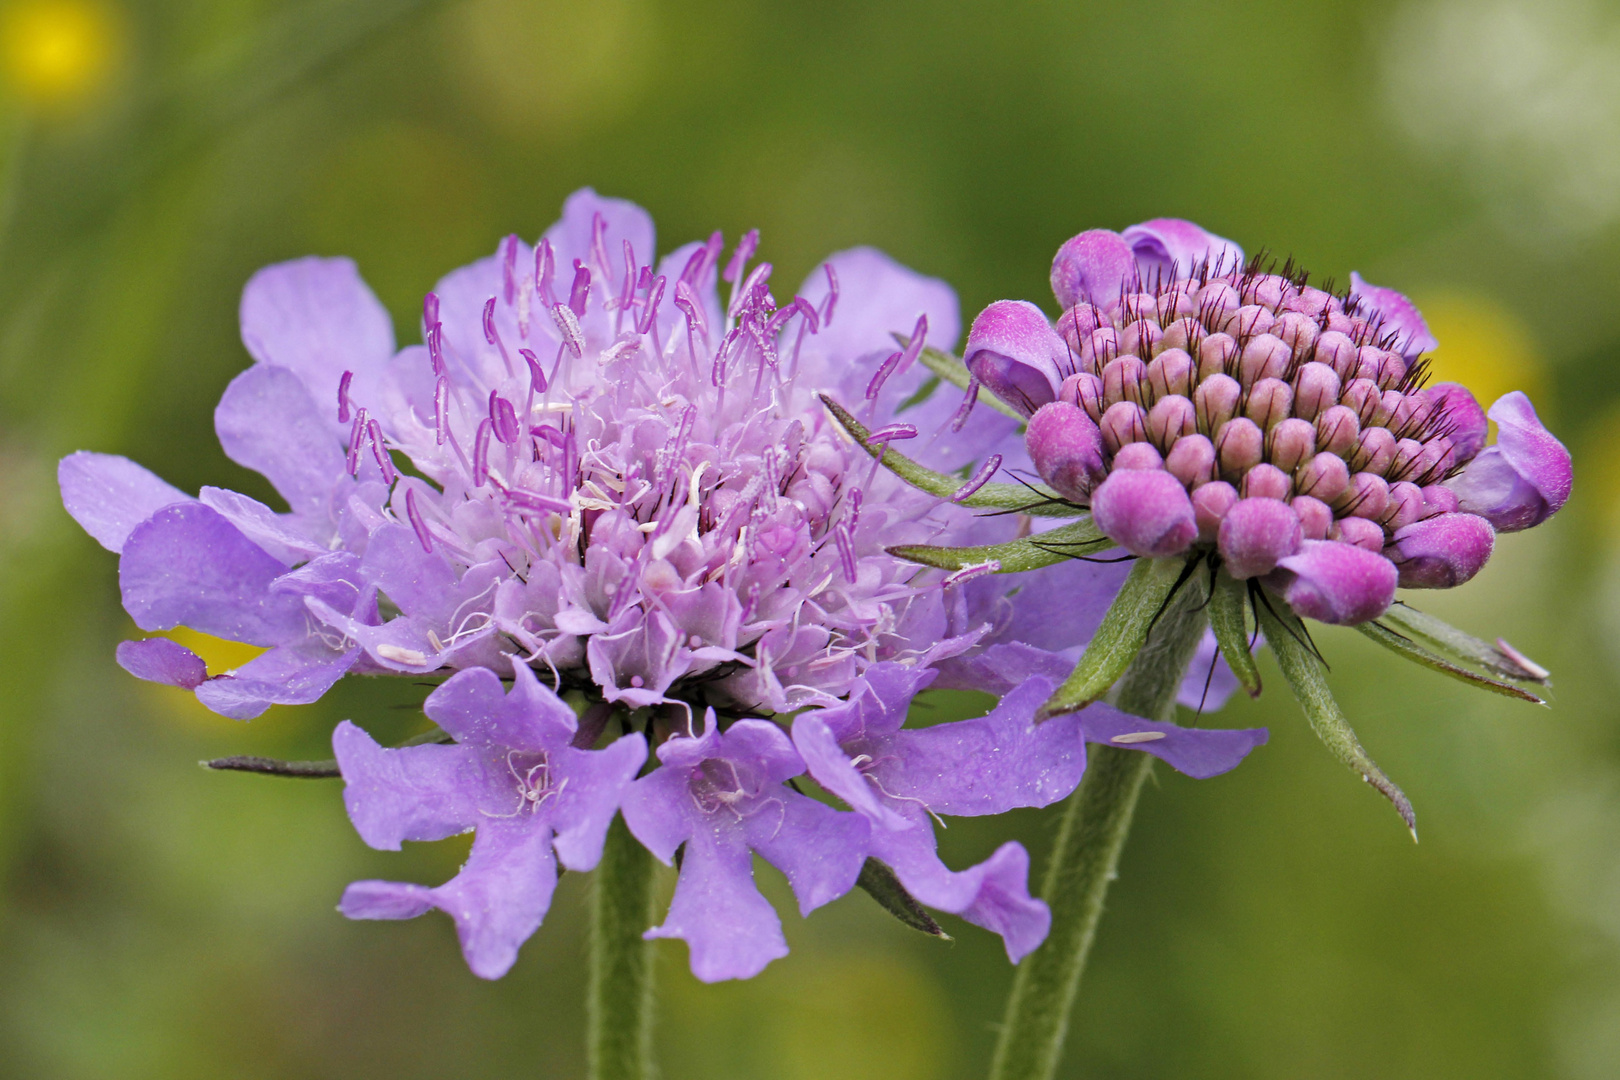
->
988 560 1209 1080
587 815 659 1080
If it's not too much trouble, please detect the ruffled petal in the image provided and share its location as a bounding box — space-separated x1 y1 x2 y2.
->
58 451 192 553
1120 219 1244 281
548 734 647 872
423 663 577 754
115 637 208 689
645 824 787 983
1449 392 1571 532
193 640 361 719
747 790 869 916
333 720 481 849
214 365 346 518
1077 707 1268 779
1348 272 1437 359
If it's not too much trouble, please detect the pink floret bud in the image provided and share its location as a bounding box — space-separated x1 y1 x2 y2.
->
1091 468 1198 557
1218 497 1303 579
1387 512 1495 589
1267 539 1398 625
1026 402 1107 501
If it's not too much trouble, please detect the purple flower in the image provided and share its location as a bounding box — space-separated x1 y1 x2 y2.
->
620 715 868 981
792 663 1266 962
334 662 646 979
962 218 1572 627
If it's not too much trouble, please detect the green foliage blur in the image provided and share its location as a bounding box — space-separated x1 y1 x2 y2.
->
2 0 1620 1076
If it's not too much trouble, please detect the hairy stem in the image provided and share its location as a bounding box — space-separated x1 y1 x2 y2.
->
587 816 659 1080
988 561 1209 1080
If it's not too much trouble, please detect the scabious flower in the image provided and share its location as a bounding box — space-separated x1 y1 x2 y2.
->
965 218 1572 627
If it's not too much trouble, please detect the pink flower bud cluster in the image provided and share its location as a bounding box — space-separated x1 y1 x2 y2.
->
964 220 1572 626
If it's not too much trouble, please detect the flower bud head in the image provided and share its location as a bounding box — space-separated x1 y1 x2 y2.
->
1146 348 1195 399
1242 463 1293 501
1166 434 1217 489
1245 378 1294 431
1159 319 1200 354
1271 311 1319 354
1337 471 1390 521
1197 333 1238 382
1314 405 1360 457
1194 373 1242 432
1292 362 1341 421
1218 496 1303 578
1113 442 1164 470
1230 305 1275 340
1057 303 1107 349
1091 468 1198 557
1295 452 1350 503
964 300 1065 417
1196 282 1242 326
1292 495 1333 539
1350 426 1396 474
1079 327 1120 372
1147 394 1196 452
1192 480 1239 542
1099 401 1148 455
1265 418 1316 475
1388 512 1495 588
1268 539 1398 625
1382 481 1426 531
1026 402 1107 501
1425 383 1487 462
1313 331 1359 379
1238 333 1291 384
1102 355 1147 409
1215 417 1264 480
1341 378 1381 425
1060 371 1105 421
1119 321 1163 359
1331 515 1385 553
1421 484 1459 516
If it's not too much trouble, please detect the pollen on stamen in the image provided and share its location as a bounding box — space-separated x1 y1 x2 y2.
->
1110 731 1167 744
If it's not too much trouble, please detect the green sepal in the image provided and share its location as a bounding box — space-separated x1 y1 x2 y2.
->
821 394 1077 517
857 857 950 939
1037 555 1188 720
891 519 1110 574
1209 570 1262 699
1380 602 1550 686
1357 620 1546 704
891 334 1027 423
1256 600 1417 839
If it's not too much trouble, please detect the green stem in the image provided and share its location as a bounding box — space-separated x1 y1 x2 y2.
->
587 816 659 1080
988 561 1209 1080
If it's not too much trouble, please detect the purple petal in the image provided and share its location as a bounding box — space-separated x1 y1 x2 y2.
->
542 188 656 301
1051 229 1138 310
548 734 647 872
1424 383 1488 463
360 523 461 621
214 365 347 518
119 503 306 646
424 663 577 755
339 880 434 920
115 638 208 689
746 790 869 916
192 640 361 719
1120 219 1245 281
963 300 1065 417
1267 538 1397 625
58 451 192 553
333 720 480 849
1348 272 1437 359
646 825 788 983
198 486 329 564
792 714 910 829
1449 392 1571 532
239 256 395 425
1077 707 1268 779
795 246 961 369
620 758 701 865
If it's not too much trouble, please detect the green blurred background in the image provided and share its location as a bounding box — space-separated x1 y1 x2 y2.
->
1 0 1619 1076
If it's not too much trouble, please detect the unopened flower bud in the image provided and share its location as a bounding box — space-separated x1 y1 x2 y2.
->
1287 286 1336 317
1313 331 1359 379
1295 452 1350 503
1229 305 1275 340
1061 372 1105 421
1196 282 1242 326
1271 311 1319 354
1113 442 1164 470
1314 405 1360 458
1245 378 1293 431
1147 394 1196 452
1242 463 1292 501
1425 383 1487 462
1292 362 1341 421
1080 327 1120 371
1388 512 1495 588
1336 471 1390 521
1386 437 1425 481
1390 393 1432 437
1197 333 1238 381
1368 348 1407 390
1158 318 1201 354
1099 400 1148 454
1382 481 1425 531
1102 355 1147 409
1091 468 1198 557
1120 293 1159 322
1215 417 1264 480
1350 426 1396 474
1267 539 1398 625
1292 495 1333 539
1118 320 1163 359
1421 484 1459 516
1332 515 1386 553
964 300 1064 417
1238 334 1291 385
1157 285 1197 322
1146 348 1195 399
1341 378 1381 425
1266 418 1316 475
1057 303 1107 352
1192 480 1239 542
1219 497 1303 578
1166 434 1216 488
1026 402 1107 501
1194 373 1242 433
1370 390 1399 429
1242 274 1290 310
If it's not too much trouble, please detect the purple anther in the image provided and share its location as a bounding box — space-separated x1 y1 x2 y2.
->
867 423 918 445
1295 452 1350 504
1266 418 1316 476
943 560 1002 588
1292 495 1332 540
490 392 520 445
845 487 863 532
951 454 1002 503
1292 362 1341 421
1146 394 1196 452
1218 497 1302 579
1421 484 1459 516
1242 464 1292 502
1101 355 1148 409
519 348 548 392
346 406 368 475
427 323 446 376
1091 467 1197 557
569 263 592 317
502 234 520 306
433 377 450 446
950 380 981 432
1192 480 1239 542
834 523 857 583
1245 378 1293 431
423 291 440 329
1166 434 1217 489
678 243 710 288
1332 515 1385 553
1099 401 1148 455
1268 539 1397 625
1388 512 1495 588
1193 374 1241 433
1315 405 1360 458
1337 472 1390 521
368 419 396 485
505 489 573 515
337 369 354 424
1113 443 1164 471
675 281 709 361
1026 402 1107 501
730 262 773 320
406 488 433 554
1214 417 1264 480
723 229 760 284
551 304 585 358
530 424 566 449
1197 332 1238 382
473 418 492 488
897 313 928 373
1146 348 1195 399
483 296 500 346
1313 331 1359 379
534 240 557 307
866 351 904 401
820 262 839 327
636 274 666 338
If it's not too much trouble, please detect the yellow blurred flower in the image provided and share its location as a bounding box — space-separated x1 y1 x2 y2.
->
2 0 119 106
